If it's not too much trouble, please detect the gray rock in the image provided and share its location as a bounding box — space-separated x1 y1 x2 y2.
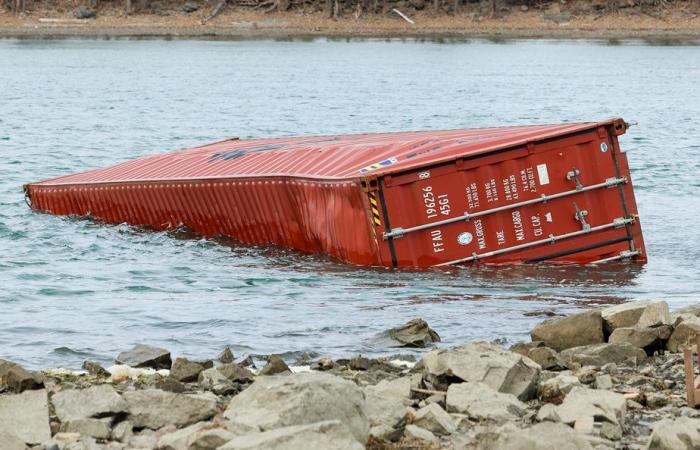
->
412 403 455 436
667 315 700 352
218 363 254 382
198 367 234 394
123 390 217 429
530 310 604 351
156 376 186 393
376 318 441 348
170 357 207 382
543 386 626 427
487 422 593 449
527 347 567 370
421 341 540 401
158 422 234 450
0 359 44 393
675 304 700 317
0 389 51 445
645 416 700 449
446 382 526 422
182 1 199 12
538 372 582 403
609 326 673 351
594 374 613 390
60 418 111 439
218 420 364 450
111 420 133 442
509 341 545 356
560 343 647 367
364 387 407 440
0 431 26 450
366 376 411 402
115 344 172 369
601 301 653 334
349 356 371 371
644 392 669 409
404 424 438 443
218 347 234 364
52 384 127 422
637 301 671 328
81 361 110 378
601 421 622 441
259 355 291 376
223 372 368 444
74 5 96 19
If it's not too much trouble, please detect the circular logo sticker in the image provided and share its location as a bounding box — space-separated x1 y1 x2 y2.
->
457 232 473 246
600 142 608 153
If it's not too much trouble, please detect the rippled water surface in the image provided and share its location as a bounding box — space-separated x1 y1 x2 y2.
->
1 38 699 369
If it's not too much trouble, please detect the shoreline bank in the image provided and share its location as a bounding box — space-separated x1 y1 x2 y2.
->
2 301 700 449
2 9 700 40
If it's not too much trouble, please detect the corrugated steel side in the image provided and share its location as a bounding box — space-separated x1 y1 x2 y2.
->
27 178 382 266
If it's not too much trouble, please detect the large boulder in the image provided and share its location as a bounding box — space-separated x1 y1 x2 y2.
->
421 342 540 400
530 310 604 351
637 301 671 328
0 359 44 393
446 382 526 422
0 431 26 450
52 384 127 422
373 319 441 348
560 343 647 367
219 420 364 450
645 416 700 450
487 422 593 450
601 301 654 334
115 344 172 369
538 386 626 427
609 326 672 353
667 315 700 352
223 372 368 445
364 384 408 442
169 357 210 382
123 390 217 429
0 389 51 445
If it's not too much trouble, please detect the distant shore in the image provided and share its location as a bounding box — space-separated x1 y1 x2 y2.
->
1 7 700 40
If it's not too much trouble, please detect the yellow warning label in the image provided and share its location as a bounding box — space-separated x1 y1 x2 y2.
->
368 192 381 226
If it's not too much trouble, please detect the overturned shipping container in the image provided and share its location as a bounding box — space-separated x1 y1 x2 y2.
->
25 118 647 267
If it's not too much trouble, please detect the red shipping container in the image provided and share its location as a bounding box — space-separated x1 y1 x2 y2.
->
24 118 647 267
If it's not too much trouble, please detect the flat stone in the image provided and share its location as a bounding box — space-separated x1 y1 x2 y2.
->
115 344 172 369
446 382 526 422
487 422 593 450
602 301 652 334
123 389 217 429
646 416 700 449
509 341 545 356
364 386 407 440
601 421 622 441
60 418 111 439
637 301 671 328
530 310 604 351
0 359 44 393
595 374 613 390
158 422 234 450
667 315 700 352
156 377 186 393
538 372 582 403
546 386 626 427
375 318 441 348
0 389 51 445
0 431 26 450
366 376 411 402
259 355 292 376
52 384 127 422
218 362 254 382
609 326 673 351
412 403 455 436
560 343 647 367
404 424 438 443
170 357 207 382
219 420 364 450
421 341 540 400
223 372 368 444
527 346 567 370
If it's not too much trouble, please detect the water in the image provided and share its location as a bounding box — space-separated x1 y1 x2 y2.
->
1 38 699 369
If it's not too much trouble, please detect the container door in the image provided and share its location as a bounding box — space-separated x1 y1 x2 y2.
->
377 126 646 267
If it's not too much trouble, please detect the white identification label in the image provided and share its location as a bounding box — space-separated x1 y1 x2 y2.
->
536 164 550 186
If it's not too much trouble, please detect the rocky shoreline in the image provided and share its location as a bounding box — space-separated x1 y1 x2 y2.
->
2 302 700 450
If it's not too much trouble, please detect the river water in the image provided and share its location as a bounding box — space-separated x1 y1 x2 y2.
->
1 38 699 369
